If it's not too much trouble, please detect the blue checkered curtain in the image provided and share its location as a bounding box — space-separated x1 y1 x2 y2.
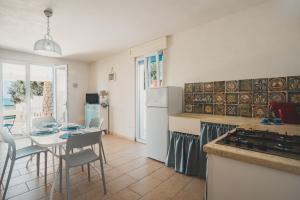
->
165 123 236 178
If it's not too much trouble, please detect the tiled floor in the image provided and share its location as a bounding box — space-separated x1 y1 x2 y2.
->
0 135 205 200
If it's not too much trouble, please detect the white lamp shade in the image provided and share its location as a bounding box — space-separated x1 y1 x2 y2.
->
34 38 62 57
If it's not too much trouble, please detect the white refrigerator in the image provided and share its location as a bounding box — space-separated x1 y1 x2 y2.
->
146 87 182 162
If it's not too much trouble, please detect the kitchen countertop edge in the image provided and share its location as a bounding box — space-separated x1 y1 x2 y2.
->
204 135 300 176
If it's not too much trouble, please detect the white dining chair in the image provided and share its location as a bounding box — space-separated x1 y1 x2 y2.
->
32 116 56 129
0 130 48 199
89 118 107 163
62 131 106 200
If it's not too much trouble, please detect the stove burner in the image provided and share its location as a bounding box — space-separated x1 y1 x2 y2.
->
217 128 300 160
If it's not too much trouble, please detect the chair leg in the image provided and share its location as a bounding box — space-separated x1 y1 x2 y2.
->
101 141 107 164
44 151 48 185
66 167 71 200
37 153 40 176
87 163 91 182
59 157 63 192
2 160 15 199
99 153 107 194
0 153 9 188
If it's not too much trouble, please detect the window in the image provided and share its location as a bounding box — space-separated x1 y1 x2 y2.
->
0 61 68 136
146 51 164 88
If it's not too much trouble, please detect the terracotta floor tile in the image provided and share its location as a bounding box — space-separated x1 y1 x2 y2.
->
173 177 205 200
129 175 162 196
110 188 141 200
107 174 137 194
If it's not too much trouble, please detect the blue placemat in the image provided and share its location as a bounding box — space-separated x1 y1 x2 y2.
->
59 132 72 139
60 124 84 131
42 122 59 128
59 132 82 139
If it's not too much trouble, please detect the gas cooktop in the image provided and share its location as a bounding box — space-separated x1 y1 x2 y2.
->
217 128 300 160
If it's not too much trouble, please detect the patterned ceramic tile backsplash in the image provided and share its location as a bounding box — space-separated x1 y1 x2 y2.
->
184 76 300 118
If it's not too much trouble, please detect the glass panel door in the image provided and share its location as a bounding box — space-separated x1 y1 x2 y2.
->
55 65 68 123
2 63 27 136
136 58 147 142
30 65 54 126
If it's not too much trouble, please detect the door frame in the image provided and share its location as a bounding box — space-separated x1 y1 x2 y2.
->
135 56 147 144
53 64 69 123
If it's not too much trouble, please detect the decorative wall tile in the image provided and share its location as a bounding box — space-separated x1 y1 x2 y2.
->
185 94 194 104
214 93 225 104
288 92 300 104
185 83 194 93
194 83 204 93
194 94 204 103
239 104 252 117
226 81 238 92
185 105 193 113
226 93 238 104
214 104 225 115
194 104 203 113
204 104 213 114
253 106 268 118
226 105 238 116
239 79 252 92
253 78 268 91
184 75 299 118
203 93 213 103
253 92 268 105
214 81 225 92
287 76 300 91
269 92 286 103
204 82 214 92
269 77 286 91
239 93 252 104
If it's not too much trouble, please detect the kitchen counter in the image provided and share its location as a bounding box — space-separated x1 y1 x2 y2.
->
169 113 300 175
204 133 300 175
170 113 300 136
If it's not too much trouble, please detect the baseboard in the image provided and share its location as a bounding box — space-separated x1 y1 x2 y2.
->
108 131 135 141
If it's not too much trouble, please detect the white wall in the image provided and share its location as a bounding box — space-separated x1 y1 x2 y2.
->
89 0 300 140
165 0 300 86
89 50 136 140
0 48 90 124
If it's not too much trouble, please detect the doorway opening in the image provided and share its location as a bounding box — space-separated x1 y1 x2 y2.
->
135 52 164 143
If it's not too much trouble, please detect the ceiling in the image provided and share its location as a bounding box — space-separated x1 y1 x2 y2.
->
0 0 268 62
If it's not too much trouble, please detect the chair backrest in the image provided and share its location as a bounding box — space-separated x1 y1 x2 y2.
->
65 131 101 155
0 129 16 157
89 118 99 128
3 115 16 123
32 116 56 129
89 118 104 130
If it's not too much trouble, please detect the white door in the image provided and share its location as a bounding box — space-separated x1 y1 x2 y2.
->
136 58 147 142
54 65 68 123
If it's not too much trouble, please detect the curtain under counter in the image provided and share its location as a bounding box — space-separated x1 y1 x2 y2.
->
165 122 236 178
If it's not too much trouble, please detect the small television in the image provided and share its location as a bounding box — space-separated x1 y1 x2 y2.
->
86 93 99 104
